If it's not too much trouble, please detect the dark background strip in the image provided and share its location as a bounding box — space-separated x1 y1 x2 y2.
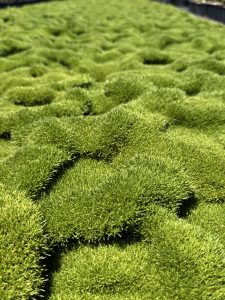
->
0 0 48 8
160 0 225 24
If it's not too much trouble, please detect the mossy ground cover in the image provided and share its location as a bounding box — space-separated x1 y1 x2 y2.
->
1 0 225 298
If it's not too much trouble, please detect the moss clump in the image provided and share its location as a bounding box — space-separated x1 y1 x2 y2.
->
140 49 173 65
48 205 225 300
5 86 55 106
188 203 225 246
49 243 149 300
25 107 136 160
198 59 225 75
166 97 225 128
104 76 146 104
0 186 48 300
141 205 225 300
0 38 29 57
0 145 71 198
39 151 193 244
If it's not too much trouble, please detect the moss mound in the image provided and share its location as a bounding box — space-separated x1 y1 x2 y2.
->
0 186 48 300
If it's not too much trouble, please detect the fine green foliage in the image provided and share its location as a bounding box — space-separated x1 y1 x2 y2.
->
40 153 193 244
49 205 225 300
39 159 115 243
141 205 225 300
4 86 55 106
103 76 146 104
0 38 29 57
49 243 149 300
0 145 71 198
0 185 48 300
25 107 137 159
0 140 17 163
165 127 225 202
188 203 225 246
1 0 225 298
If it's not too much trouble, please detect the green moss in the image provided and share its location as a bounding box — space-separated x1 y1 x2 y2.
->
49 243 149 300
104 75 146 104
40 48 78 69
166 96 225 128
0 186 48 300
198 58 225 75
140 49 173 65
5 86 55 106
188 203 225 246
166 128 225 202
51 74 93 91
25 107 136 159
94 49 120 63
0 72 34 93
138 87 186 112
1 0 225 298
0 108 47 142
48 205 225 300
0 140 17 163
0 145 71 198
0 38 29 57
114 153 194 211
141 205 225 300
39 148 193 243
39 159 115 243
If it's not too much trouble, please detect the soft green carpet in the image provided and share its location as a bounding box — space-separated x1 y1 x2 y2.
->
1 0 225 299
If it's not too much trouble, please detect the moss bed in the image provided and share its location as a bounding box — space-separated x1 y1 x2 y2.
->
1 0 225 299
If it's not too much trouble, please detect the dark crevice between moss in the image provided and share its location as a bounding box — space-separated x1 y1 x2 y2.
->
59 60 71 69
176 66 187 73
142 53 173 65
33 156 79 201
160 43 175 51
51 31 62 37
30 73 39 78
83 100 93 116
14 101 52 107
177 192 198 218
77 82 93 89
85 145 124 164
0 131 11 140
207 46 221 55
143 58 171 65
159 121 170 132
185 88 201 97
0 0 50 9
75 30 86 36
35 243 74 300
3 16 10 23
0 45 29 57
183 82 202 96
104 226 143 248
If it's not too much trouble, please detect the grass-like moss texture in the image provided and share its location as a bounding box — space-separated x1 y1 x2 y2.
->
1 0 225 298
0 185 48 300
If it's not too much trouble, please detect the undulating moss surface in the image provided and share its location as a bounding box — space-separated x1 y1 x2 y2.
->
1 0 225 298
